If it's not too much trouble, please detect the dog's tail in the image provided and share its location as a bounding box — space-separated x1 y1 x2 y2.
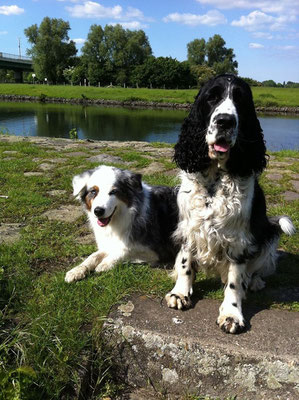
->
269 215 296 236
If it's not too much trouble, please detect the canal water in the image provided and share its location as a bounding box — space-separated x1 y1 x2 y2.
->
0 102 298 151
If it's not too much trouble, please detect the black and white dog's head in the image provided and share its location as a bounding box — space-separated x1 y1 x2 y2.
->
174 74 267 177
73 166 143 227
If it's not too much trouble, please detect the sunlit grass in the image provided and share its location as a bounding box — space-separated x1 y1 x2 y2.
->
0 138 298 398
0 83 298 107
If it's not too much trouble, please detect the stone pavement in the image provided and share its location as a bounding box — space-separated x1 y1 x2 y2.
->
105 295 299 400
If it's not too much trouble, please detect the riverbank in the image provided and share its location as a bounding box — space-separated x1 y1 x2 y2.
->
0 135 298 398
0 83 299 112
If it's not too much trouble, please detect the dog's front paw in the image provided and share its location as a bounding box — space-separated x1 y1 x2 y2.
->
217 314 245 334
95 261 114 273
65 265 87 283
165 292 192 310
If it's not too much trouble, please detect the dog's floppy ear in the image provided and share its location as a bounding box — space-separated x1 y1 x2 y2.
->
127 172 142 192
227 83 267 177
72 169 94 199
174 91 211 173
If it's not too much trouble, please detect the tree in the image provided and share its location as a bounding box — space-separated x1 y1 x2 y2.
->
206 34 238 75
262 80 277 87
131 56 196 89
187 38 206 65
190 65 216 87
186 34 238 80
81 24 152 86
24 17 77 83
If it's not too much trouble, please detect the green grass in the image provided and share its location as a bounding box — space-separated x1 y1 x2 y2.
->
0 138 298 399
252 86 299 108
0 83 299 107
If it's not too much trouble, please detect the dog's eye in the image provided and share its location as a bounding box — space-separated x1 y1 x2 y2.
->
109 189 117 195
89 189 98 196
206 88 222 103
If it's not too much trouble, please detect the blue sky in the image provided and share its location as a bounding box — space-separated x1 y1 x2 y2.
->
1 0 299 83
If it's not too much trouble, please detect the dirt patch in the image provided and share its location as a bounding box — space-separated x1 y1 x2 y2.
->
282 191 299 201
42 205 83 223
0 223 24 244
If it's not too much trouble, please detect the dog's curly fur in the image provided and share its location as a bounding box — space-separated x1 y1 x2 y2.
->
166 74 295 333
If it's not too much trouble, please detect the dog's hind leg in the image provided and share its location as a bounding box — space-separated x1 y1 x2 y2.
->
217 262 249 334
65 251 106 283
165 245 195 310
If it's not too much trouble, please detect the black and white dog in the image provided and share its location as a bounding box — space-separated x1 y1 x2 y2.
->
165 74 295 333
65 165 179 283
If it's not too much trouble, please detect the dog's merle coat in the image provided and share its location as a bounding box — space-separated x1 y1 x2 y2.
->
65 166 178 283
165 74 295 333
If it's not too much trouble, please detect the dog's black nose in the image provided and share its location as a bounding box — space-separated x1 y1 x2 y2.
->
215 114 236 130
94 207 105 217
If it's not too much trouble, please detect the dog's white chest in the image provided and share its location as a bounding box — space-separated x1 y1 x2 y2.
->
177 172 255 270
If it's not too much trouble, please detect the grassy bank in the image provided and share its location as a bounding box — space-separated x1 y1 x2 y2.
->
0 136 298 399
0 83 299 108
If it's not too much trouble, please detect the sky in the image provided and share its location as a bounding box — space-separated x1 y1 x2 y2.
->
0 0 299 83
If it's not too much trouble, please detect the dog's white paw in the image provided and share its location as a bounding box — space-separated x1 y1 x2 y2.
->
95 261 114 273
165 292 192 310
217 314 245 334
65 266 87 283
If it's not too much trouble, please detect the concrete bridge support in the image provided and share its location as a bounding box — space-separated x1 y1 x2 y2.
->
14 70 23 83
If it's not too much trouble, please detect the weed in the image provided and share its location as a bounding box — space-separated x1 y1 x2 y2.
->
69 128 78 140
38 93 47 103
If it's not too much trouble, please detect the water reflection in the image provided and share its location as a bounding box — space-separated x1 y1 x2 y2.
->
0 102 298 150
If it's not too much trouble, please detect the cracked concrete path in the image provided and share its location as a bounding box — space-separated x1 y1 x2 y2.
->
104 295 299 400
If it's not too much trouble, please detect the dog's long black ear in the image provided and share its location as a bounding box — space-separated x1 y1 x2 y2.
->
174 92 210 173
227 87 267 177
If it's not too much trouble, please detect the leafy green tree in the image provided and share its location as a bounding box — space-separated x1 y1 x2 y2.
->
190 65 216 87
186 34 238 78
131 56 196 89
206 34 238 74
24 17 77 83
81 24 152 86
187 38 206 65
262 80 277 87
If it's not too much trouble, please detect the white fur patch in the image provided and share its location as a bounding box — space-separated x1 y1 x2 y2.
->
279 216 296 236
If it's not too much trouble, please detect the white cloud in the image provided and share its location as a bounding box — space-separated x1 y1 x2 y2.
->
249 42 264 48
276 45 296 51
252 31 274 39
0 5 24 15
109 21 148 30
66 1 122 18
195 1 299 15
163 10 227 26
72 38 86 44
231 11 296 32
66 1 146 22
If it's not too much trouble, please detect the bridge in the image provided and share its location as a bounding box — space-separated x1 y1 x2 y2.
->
0 52 33 83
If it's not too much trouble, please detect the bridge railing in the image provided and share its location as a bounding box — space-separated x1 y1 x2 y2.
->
0 52 32 62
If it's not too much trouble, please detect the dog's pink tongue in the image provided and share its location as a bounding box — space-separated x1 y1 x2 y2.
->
97 218 109 227
214 142 230 152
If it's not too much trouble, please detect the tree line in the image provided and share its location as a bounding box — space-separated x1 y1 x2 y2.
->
0 17 297 88
22 17 238 88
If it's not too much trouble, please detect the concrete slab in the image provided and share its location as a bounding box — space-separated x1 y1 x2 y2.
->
104 295 299 400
